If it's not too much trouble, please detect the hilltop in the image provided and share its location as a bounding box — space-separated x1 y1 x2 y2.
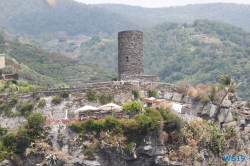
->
0 0 147 36
95 3 250 31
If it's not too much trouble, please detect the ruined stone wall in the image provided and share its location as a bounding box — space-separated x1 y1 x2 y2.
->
122 75 158 82
118 31 144 79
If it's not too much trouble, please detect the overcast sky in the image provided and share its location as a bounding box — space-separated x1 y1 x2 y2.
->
74 0 250 8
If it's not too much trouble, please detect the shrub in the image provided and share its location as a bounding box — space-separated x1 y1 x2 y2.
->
27 113 45 141
2 132 16 152
132 90 140 99
38 99 46 108
124 142 134 152
209 84 219 101
0 142 10 162
16 101 35 117
159 108 182 132
83 145 97 159
148 90 157 98
99 94 113 105
0 102 12 116
35 95 40 101
52 95 62 105
225 125 237 138
207 125 226 154
122 101 142 113
9 95 18 106
60 91 69 98
0 126 7 137
85 89 98 101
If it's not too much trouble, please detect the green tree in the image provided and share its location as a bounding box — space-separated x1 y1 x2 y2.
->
122 101 142 114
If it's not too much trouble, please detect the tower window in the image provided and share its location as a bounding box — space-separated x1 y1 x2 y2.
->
126 57 129 62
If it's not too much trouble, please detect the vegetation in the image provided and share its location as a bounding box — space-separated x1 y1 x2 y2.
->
122 101 142 114
85 89 98 102
96 3 250 31
70 108 162 147
38 99 46 108
0 30 116 89
0 79 46 95
98 94 113 105
60 91 69 98
0 0 146 36
0 126 7 138
132 90 140 99
83 145 98 159
0 113 45 161
16 101 34 117
0 94 18 117
52 95 62 105
159 108 182 132
148 90 157 98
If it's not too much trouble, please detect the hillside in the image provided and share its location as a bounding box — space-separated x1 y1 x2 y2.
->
76 20 250 100
0 0 147 36
0 31 116 88
95 3 250 31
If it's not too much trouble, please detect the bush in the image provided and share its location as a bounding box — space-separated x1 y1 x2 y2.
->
83 145 97 159
0 126 7 137
207 125 226 154
132 90 140 99
35 95 40 101
52 95 62 105
122 101 142 113
9 95 18 106
16 101 35 117
27 113 45 139
85 89 98 101
2 132 16 152
60 91 69 98
148 90 157 98
225 125 237 138
99 94 113 105
38 99 46 108
159 108 182 132
0 102 13 117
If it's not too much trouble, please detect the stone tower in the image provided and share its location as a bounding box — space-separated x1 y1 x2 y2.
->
118 30 144 79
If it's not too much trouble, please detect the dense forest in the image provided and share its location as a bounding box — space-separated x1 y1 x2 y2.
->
0 0 147 36
95 3 250 31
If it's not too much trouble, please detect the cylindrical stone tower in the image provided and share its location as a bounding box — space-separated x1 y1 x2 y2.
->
118 30 144 79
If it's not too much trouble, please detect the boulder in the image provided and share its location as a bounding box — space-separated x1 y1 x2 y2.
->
155 155 169 165
217 108 233 123
0 160 12 166
221 99 231 108
191 101 205 116
201 103 217 118
222 121 237 128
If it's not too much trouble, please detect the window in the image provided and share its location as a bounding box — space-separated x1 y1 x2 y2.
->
126 57 129 62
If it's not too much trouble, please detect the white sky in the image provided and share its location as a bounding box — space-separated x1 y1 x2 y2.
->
74 0 250 8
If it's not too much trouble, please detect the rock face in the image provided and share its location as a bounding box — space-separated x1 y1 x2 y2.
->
2 90 250 165
83 133 171 166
